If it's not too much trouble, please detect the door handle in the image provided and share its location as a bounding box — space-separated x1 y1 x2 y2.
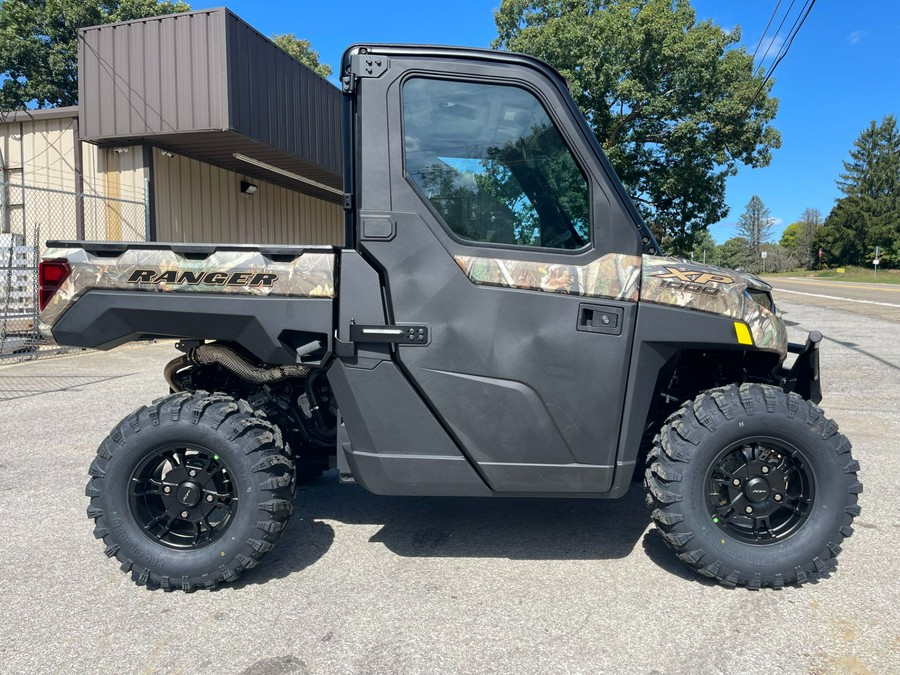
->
576 303 623 335
349 324 430 345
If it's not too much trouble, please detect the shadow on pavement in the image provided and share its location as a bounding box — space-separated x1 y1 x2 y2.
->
240 471 653 586
233 516 337 589
787 314 899 371
640 529 716 586
639 525 834 589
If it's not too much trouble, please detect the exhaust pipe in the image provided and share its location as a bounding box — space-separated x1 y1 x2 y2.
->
164 343 311 391
163 355 190 391
189 343 310 384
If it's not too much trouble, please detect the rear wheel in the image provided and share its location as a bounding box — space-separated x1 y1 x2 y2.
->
645 383 861 588
86 391 295 591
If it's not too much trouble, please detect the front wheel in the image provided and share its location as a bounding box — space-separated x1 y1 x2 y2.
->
645 383 861 589
86 391 295 591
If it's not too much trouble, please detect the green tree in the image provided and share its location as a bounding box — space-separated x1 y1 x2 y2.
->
690 227 717 263
817 199 865 268
837 115 900 204
271 34 332 78
797 207 822 269
735 194 773 271
0 0 190 109
819 115 900 267
780 208 820 269
780 222 802 249
493 0 781 255
716 236 750 269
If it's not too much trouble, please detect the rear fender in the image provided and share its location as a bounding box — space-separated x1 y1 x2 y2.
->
50 290 333 366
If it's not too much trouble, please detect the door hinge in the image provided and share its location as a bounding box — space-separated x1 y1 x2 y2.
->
342 53 389 92
344 53 390 92
352 53 389 79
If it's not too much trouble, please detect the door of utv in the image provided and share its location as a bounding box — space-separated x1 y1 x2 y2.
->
353 48 644 494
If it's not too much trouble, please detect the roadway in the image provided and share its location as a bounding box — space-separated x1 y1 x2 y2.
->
765 276 900 323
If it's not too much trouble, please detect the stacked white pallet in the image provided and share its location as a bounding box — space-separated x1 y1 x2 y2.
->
1 234 36 318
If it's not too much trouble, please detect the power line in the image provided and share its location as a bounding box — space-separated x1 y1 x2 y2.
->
765 0 817 81
751 0 784 63
743 0 817 117
756 0 798 69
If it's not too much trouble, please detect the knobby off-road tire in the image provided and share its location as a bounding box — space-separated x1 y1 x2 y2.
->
86 391 295 591
645 383 861 589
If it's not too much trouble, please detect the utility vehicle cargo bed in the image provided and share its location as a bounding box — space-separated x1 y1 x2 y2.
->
39 241 336 364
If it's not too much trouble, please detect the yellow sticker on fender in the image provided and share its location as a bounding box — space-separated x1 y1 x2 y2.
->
734 322 753 345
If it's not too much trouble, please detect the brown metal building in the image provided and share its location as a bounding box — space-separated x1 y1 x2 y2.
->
0 7 344 250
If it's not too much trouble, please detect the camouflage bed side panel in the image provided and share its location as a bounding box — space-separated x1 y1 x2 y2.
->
640 255 787 355
453 253 642 302
39 247 335 334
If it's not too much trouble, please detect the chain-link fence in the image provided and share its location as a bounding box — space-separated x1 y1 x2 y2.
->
0 181 147 368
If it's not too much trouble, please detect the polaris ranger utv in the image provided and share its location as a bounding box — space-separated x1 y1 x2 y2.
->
39 45 859 591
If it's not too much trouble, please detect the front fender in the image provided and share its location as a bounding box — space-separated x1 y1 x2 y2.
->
641 255 787 356
606 303 779 499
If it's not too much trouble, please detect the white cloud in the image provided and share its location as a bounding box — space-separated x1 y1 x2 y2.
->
848 31 866 45
771 217 784 227
755 35 785 61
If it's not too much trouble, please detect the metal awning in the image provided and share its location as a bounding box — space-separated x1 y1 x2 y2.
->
77 8 342 202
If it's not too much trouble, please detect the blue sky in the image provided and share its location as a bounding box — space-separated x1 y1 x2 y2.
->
215 0 900 243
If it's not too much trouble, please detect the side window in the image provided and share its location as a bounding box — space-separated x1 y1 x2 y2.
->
402 77 590 250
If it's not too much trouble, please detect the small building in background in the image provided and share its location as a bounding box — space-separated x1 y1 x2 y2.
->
0 8 343 354
0 106 149 247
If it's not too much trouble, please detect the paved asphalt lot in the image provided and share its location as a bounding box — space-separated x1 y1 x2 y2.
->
1 294 898 674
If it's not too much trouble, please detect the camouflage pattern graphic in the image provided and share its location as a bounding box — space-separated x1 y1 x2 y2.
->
454 253 642 302
641 255 787 356
39 246 335 335
741 302 788 356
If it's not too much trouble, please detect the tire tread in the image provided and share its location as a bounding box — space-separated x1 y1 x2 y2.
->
85 390 295 591
644 383 860 588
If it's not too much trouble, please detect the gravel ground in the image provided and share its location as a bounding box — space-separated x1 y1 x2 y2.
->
0 298 897 675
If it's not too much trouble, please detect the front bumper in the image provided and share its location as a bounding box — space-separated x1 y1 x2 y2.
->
782 331 822 404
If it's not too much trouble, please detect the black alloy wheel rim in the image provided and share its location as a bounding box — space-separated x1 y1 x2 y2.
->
128 445 238 550
706 438 816 544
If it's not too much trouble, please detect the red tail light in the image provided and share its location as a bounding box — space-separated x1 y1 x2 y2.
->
39 259 71 311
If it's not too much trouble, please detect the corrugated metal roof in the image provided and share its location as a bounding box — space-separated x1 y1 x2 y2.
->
77 8 342 199
0 107 78 123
